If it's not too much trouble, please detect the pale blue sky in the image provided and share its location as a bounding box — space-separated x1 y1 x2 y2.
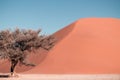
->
0 0 120 34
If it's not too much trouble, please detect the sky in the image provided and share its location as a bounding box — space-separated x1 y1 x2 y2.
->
0 0 120 34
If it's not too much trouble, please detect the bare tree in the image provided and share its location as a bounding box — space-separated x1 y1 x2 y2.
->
0 28 55 76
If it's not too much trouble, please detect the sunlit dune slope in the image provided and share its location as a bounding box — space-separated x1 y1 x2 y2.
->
25 18 120 74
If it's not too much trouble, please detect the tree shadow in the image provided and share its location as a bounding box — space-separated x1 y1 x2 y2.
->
0 74 9 78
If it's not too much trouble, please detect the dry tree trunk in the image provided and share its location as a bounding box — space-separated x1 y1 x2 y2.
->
10 59 18 76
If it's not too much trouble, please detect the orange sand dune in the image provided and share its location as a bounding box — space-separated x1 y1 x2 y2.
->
1 18 120 74
25 18 120 74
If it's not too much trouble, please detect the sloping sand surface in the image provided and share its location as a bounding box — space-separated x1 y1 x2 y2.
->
25 18 120 74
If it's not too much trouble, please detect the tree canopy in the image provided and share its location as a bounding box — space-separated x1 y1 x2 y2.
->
0 28 55 76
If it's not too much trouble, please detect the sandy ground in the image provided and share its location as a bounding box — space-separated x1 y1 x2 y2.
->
0 74 120 80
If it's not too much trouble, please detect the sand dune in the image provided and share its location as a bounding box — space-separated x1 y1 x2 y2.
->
25 18 120 74
0 18 120 74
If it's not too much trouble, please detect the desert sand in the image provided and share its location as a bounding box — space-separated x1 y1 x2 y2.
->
0 18 120 74
0 74 120 80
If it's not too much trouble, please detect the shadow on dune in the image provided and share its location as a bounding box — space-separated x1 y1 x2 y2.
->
0 75 9 78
